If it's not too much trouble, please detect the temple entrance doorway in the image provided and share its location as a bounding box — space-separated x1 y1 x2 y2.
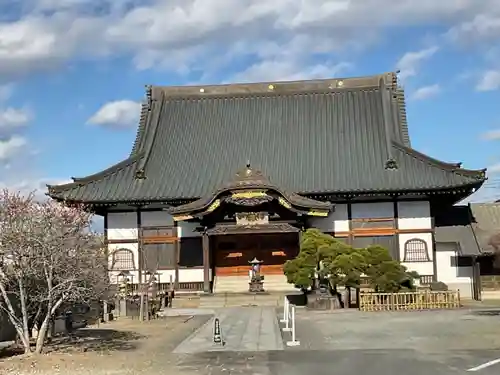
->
212 233 299 277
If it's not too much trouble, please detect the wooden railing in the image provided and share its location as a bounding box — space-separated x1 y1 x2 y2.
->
359 291 461 311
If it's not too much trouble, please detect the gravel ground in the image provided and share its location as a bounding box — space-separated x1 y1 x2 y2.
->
0 315 211 375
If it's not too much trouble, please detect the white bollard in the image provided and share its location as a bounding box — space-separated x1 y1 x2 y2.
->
280 297 289 323
283 300 292 332
286 305 300 346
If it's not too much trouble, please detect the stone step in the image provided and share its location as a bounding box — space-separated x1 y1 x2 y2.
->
171 295 201 309
214 275 293 293
198 292 291 308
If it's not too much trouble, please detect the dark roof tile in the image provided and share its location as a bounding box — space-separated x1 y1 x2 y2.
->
48 73 486 203
470 203 500 254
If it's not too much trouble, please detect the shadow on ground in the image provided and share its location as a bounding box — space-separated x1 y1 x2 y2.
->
175 349 500 375
471 309 500 316
0 345 24 360
45 329 145 354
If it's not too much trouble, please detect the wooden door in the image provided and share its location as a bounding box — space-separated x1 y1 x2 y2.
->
258 233 299 275
213 233 299 276
214 249 247 276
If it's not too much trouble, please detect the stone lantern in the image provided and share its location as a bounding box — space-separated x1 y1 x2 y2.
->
248 257 265 293
117 271 132 317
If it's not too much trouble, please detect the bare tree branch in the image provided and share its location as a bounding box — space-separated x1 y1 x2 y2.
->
0 189 109 354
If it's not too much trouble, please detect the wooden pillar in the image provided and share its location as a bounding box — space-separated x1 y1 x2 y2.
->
136 208 144 322
174 221 180 290
202 233 210 293
393 199 400 261
347 200 353 246
430 215 438 283
472 257 482 301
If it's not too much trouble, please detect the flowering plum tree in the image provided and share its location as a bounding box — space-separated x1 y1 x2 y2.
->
0 189 108 354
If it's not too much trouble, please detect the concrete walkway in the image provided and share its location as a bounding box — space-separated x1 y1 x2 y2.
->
173 307 283 354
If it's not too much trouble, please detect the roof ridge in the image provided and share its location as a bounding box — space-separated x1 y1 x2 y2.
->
47 154 143 193
130 86 152 157
134 92 165 179
392 142 487 179
130 102 150 156
150 72 397 100
394 87 410 146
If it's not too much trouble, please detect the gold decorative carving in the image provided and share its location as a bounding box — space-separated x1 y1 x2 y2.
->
308 210 329 217
236 212 269 225
278 197 291 209
231 190 267 199
173 214 193 221
272 251 286 256
206 199 221 213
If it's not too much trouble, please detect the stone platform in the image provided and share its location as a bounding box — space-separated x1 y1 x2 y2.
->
172 307 284 353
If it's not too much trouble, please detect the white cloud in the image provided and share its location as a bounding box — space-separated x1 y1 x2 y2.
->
476 70 500 91
0 107 31 134
481 129 500 141
0 177 73 200
396 46 438 81
490 163 500 173
87 100 141 128
230 60 351 83
447 14 500 44
460 183 499 203
0 135 27 161
411 84 441 100
0 1 498 78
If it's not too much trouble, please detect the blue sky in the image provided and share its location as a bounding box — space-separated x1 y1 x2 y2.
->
0 0 499 203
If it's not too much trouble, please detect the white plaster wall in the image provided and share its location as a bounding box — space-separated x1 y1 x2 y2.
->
308 203 349 233
178 268 205 282
178 221 201 238
435 245 473 298
108 242 140 284
397 201 432 230
156 270 176 284
107 212 138 240
155 269 211 283
399 232 434 275
108 269 211 286
141 211 174 227
351 202 394 219
334 204 349 232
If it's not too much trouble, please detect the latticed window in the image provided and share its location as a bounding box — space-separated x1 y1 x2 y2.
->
111 249 135 270
419 275 433 285
403 238 430 262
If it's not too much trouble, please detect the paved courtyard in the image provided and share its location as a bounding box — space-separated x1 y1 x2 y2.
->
2 306 500 374
173 306 500 375
173 307 283 353
287 307 500 375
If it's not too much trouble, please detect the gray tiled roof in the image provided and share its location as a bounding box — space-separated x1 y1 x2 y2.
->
435 225 482 256
435 203 500 256
48 73 486 203
470 203 500 254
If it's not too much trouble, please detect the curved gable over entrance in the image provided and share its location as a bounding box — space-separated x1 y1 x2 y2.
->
167 164 333 221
